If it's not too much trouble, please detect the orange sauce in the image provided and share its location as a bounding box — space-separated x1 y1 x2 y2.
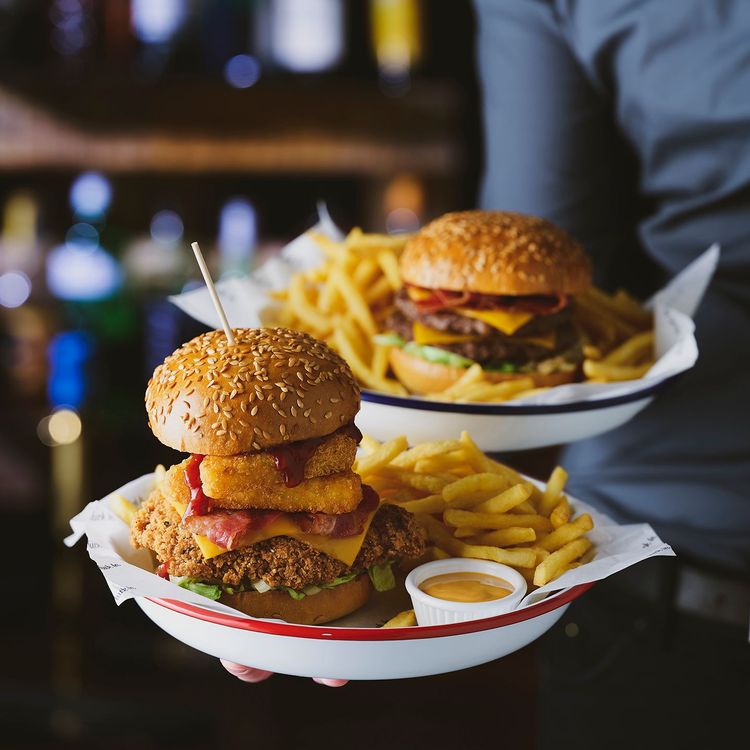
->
419 572 512 603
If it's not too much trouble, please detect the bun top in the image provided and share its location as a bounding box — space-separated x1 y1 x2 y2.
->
400 211 591 296
146 328 360 456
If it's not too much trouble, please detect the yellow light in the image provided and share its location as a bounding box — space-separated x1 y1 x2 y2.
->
38 409 82 446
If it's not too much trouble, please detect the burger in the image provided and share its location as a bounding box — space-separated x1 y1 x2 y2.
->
382 211 592 394
131 327 425 624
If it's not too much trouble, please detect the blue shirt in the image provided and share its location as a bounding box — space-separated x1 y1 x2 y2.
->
474 0 750 571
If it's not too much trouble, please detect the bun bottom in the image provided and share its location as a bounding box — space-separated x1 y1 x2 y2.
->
389 348 577 396
219 574 372 625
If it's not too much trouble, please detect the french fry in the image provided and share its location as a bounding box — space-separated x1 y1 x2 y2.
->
154 463 167 488
431 364 484 400
330 267 377 336
398 494 448 515
549 496 570 529
443 508 553 532
376 249 402 290
465 527 536 547
360 434 381 454
376 466 455 493
109 493 137 525
333 327 407 395
602 330 654 366
391 439 463 469
431 547 451 560
539 466 568 516
452 526 485 539
354 435 408 477
381 609 417 628
538 514 594 552
534 538 592 586
419 515 537 568
442 472 509 503
474 483 534 514
583 359 652 381
289 274 332 335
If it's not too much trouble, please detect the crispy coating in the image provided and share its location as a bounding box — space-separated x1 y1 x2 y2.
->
166 458 362 514
202 431 356 488
131 489 426 590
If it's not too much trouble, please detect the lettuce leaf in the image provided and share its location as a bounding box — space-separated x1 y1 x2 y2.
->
374 333 476 369
319 571 360 589
402 342 475 369
368 562 396 592
279 586 306 600
175 578 222 601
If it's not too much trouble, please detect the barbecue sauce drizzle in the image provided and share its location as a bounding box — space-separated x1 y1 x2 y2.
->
182 422 363 518
270 422 362 488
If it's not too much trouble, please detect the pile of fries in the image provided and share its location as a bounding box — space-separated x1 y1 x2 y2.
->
268 228 408 395
574 288 655 382
355 432 596 591
269 227 656 402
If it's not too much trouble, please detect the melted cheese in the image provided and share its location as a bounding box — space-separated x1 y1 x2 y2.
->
406 287 433 301
169 500 377 566
412 321 477 346
512 332 556 349
455 308 533 335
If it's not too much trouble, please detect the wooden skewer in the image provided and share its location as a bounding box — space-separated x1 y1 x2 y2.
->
191 241 236 346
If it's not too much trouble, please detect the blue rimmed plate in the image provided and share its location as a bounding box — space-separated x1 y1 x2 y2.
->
357 374 681 451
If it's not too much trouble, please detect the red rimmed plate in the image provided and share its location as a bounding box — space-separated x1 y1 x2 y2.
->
136 582 593 679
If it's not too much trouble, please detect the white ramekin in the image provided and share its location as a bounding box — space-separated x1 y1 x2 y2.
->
405 558 527 626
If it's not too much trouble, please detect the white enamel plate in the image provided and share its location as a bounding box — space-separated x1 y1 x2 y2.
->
137 582 592 681
357 374 680 452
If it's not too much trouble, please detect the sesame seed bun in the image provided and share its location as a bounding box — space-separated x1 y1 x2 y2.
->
219 573 372 624
389 347 577 395
400 211 592 296
146 328 360 456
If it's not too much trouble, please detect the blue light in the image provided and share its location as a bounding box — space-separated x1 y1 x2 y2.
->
150 210 184 244
0 271 32 308
132 0 186 44
219 197 257 264
47 243 123 301
224 55 261 89
65 222 99 251
48 331 92 409
69 172 112 219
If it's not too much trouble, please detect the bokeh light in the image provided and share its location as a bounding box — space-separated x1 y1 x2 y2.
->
150 210 184 244
38 408 82 447
0 271 32 308
270 0 343 72
224 54 262 89
65 222 99 252
219 198 257 264
47 243 122 301
132 0 186 44
69 172 112 218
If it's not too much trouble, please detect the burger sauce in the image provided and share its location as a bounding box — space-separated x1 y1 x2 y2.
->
270 422 362 488
419 572 512 603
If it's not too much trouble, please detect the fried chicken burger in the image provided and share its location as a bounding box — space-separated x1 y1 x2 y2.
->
131 328 424 624
383 211 592 393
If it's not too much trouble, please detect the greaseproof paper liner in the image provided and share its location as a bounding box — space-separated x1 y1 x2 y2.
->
65 471 674 624
170 206 718 407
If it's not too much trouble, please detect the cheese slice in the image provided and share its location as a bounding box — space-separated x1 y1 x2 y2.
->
170 500 377 566
406 287 433 301
455 308 533 335
512 332 556 349
412 321 477 346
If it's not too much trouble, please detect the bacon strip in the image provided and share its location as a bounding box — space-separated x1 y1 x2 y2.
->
181 485 380 551
409 284 568 316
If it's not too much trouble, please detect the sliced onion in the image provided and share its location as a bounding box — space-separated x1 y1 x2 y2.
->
302 585 322 596
251 579 272 593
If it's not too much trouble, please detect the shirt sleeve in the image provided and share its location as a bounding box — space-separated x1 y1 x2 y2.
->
472 0 654 292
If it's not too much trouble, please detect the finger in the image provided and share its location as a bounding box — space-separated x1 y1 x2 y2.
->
312 677 349 688
221 659 274 683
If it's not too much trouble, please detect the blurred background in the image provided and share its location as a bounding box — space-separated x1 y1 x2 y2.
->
1 2 536 749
